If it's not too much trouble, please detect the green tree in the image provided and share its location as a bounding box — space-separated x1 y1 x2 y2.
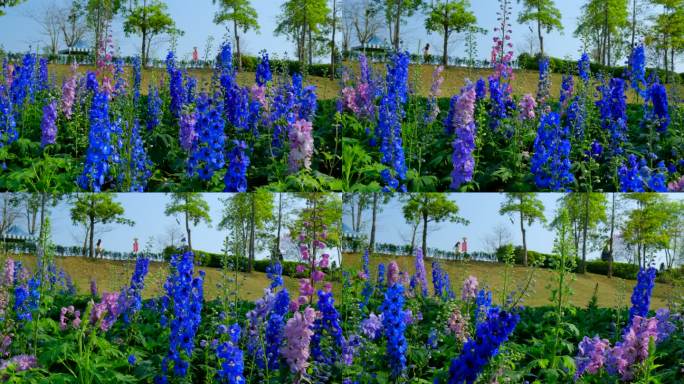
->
575 0 628 66
517 0 563 57
621 193 672 268
557 193 608 273
219 191 274 272
0 0 25 16
377 0 424 50
663 200 684 269
70 194 133 259
85 0 124 59
425 0 477 65
164 193 211 253
647 0 684 82
213 0 259 71
402 193 468 259
123 0 182 67
275 0 330 64
499 193 546 267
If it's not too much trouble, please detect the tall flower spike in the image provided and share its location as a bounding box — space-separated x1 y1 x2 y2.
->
448 82 477 190
40 100 57 147
381 283 407 379
530 112 574 191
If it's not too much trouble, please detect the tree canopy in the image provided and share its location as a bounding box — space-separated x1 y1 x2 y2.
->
123 0 182 66
517 0 563 56
425 0 477 65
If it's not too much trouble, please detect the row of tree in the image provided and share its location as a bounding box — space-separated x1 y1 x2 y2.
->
0 193 342 273
345 193 684 275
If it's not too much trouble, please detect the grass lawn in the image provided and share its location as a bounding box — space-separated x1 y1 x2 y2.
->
48 62 671 102
342 252 672 309
9 253 334 302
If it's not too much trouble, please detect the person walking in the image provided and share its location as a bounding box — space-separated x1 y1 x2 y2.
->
192 47 199 67
96 239 103 258
133 238 139 255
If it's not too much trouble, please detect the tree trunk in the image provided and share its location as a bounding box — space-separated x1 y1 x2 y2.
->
140 0 148 67
630 0 636 53
369 193 378 252
276 194 283 261
89 214 95 259
185 208 192 252
38 193 46 240
355 199 363 231
330 0 337 80
608 193 615 278
410 221 418 255
581 194 590 274
422 210 428 260
234 17 242 71
442 23 449 66
393 0 402 50
308 27 313 66
248 195 255 273
538 17 544 57
520 205 527 267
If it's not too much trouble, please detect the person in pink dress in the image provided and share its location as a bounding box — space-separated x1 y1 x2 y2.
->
461 237 468 254
192 47 199 67
133 238 139 254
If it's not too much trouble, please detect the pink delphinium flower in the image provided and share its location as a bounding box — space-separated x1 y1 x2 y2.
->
59 305 82 330
90 292 121 331
574 336 611 379
430 65 445 97
357 270 368 280
281 306 316 379
319 253 330 268
288 119 314 173
341 86 359 115
2 259 14 286
0 354 38 371
4 63 14 87
461 276 479 301
295 264 306 274
606 316 659 380
299 279 314 297
518 93 537 121
311 270 325 283
360 313 383 339
667 175 684 191
414 248 429 296
179 109 197 151
61 63 79 119
447 308 469 342
387 261 400 286
250 84 268 108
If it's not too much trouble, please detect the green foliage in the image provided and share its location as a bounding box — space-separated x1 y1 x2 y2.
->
213 0 259 33
424 0 477 64
0 0 24 16
123 0 182 63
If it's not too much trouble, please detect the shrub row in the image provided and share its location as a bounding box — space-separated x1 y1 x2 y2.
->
517 52 684 84
495 244 648 280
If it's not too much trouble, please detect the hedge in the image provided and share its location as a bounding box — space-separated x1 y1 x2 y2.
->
517 52 684 84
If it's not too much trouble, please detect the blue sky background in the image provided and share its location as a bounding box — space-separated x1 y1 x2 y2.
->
343 193 684 264
41 193 342 263
1 0 680 70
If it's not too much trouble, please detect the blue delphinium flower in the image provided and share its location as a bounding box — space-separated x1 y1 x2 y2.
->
537 57 550 107
377 263 385 287
10 53 35 110
185 75 196 105
488 77 509 131
381 283 407 379
266 262 284 289
312 290 344 364
0 85 18 148
475 78 486 101
291 73 318 120
166 52 184 118
119 255 150 324
596 78 627 155
40 100 58 147
187 93 226 181
618 154 644 192
566 96 585 139
625 267 656 332
78 90 116 191
224 140 250 192
432 261 445 299
264 287 289 370
128 121 152 192
578 53 590 82
442 271 455 300
360 249 374 309
86 71 98 93
448 307 520 384
114 58 127 96
159 251 204 380
14 276 40 322
474 289 492 325
448 83 477 190
132 56 141 104
362 249 370 279
531 112 574 191
377 52 409 192
215 323 245 383
146 85 162 131
256 51 272 86
128 355 136 366
37 57 49 93
647 161 668 191
559 74 574 111
626 44 647 96
647 82 670 133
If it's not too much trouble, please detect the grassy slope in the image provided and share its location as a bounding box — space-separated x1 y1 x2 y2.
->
343 252 671 309
48 62 616 101
11 254 325 302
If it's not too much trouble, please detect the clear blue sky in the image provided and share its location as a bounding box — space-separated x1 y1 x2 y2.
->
1 0 679 69
43 193 341 263
343 193 684 264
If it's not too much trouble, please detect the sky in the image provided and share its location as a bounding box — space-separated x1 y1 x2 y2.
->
342 193 684 264
0 0 681 70
35 193 340 264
